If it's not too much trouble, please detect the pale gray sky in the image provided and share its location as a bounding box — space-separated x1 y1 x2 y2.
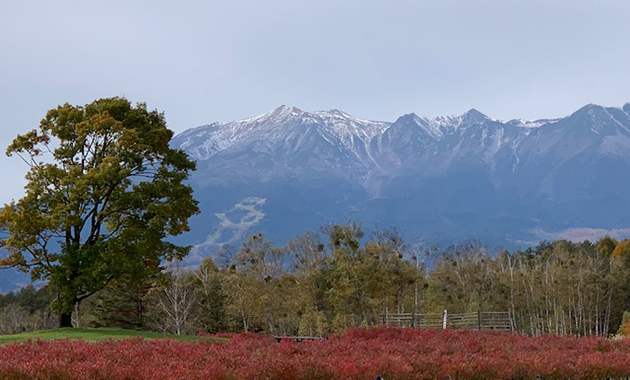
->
1 0 629 202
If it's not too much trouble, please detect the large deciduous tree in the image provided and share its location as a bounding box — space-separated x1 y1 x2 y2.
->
0 97 199 327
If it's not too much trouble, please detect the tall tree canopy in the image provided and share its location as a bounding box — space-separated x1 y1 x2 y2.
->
0 97 199 327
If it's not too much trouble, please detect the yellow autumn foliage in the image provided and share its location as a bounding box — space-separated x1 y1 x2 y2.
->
612 240 630 260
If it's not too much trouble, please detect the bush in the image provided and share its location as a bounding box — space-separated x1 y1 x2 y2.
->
3 328 630 379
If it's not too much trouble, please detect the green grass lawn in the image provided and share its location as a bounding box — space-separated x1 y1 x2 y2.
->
0 328 223 344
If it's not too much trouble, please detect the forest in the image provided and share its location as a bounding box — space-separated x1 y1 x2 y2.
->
2 223 630 338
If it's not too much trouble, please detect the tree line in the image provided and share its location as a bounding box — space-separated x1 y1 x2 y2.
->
3 224 629 338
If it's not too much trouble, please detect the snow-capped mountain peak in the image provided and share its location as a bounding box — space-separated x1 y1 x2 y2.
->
396 109 495 140
172 106 393 161
173 102 630 167
266 105 304 119
462 108 490 124
414 113 465 139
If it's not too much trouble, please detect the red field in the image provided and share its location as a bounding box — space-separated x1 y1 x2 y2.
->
2 328 630 379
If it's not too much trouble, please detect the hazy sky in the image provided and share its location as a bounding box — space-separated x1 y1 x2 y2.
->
1 0 629 202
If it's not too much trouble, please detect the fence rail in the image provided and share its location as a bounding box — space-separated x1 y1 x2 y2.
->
383 310 514 332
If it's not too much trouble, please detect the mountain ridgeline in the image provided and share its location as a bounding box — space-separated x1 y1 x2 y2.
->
172 103 630 262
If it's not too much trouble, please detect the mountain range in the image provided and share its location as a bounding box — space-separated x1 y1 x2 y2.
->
171 102 630 264
2 102 629 291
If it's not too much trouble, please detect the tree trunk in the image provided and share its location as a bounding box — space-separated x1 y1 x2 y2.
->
60 312 73 328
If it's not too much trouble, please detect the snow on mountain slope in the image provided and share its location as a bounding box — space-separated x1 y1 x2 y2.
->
173 103 630 193
170 102 630 265
172 106 391 162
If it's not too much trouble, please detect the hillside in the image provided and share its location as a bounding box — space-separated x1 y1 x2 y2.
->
171 102 630 264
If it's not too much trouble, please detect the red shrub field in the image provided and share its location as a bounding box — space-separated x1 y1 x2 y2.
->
2 328 630 379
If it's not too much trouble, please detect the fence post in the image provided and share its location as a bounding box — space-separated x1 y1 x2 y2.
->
478 310 482 331
443 309 448 330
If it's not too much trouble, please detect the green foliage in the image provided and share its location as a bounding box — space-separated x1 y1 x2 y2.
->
195 259 227 333
2 220 628 338
0 98 199 325
91 274 153 330
0 285 56 334
0 327 221 344
223 233 289 333
149 232 630 337
298 310 327 336
323 224 420 329
596 235 617 257
0 284 54 313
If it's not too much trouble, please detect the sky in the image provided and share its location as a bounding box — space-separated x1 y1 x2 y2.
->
1 0 629 202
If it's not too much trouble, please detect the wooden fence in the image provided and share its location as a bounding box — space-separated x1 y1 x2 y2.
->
383 310 514 332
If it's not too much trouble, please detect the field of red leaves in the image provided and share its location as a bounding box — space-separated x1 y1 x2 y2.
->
1 328 630 379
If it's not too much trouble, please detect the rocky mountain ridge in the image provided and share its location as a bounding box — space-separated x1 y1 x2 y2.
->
171 102 630 263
